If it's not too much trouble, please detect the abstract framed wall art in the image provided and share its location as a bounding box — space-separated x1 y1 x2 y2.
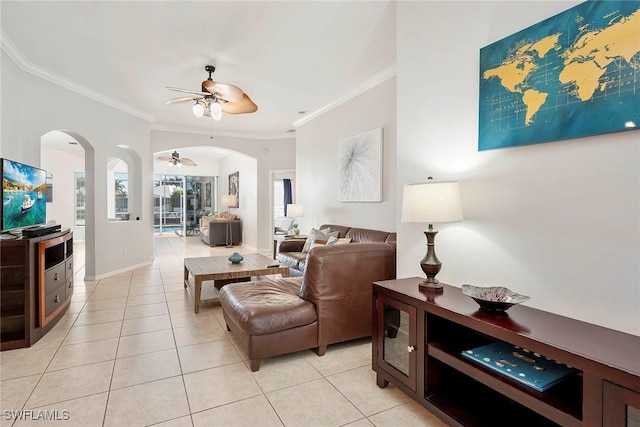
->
338 128 383 202
479 1 640 151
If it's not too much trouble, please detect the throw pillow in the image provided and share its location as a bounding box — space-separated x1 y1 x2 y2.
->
302 228 339 253
309 239 328 250
326 236 352 246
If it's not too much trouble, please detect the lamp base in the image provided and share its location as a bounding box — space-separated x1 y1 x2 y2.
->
419 278 444 293
419 227 444 293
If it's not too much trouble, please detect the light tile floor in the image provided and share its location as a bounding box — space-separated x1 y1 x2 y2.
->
0 236 447 427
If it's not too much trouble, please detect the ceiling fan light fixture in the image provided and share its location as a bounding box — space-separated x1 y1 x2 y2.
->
192 102 205 118
209 100 222 115
165 65 257 120
209 100 223 121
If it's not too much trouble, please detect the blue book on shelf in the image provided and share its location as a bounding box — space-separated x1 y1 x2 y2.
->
461 341 578 392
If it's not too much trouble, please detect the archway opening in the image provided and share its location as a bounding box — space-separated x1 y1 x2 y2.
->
40 129 95 279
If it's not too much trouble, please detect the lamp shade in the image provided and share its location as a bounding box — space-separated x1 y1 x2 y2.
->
221 194 237 208
401 181 463 224
286 204 304 218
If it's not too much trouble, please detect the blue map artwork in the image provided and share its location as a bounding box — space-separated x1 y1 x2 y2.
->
479 1 640 151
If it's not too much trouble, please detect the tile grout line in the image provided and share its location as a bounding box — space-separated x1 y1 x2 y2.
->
164 260 196 427
101 270 133 427
10 259 92 419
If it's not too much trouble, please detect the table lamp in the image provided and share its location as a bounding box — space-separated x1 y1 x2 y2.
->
286 204 304 236
401 178 463 292
221 194 237 247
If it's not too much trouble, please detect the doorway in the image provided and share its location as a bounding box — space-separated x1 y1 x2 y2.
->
153 174 217 236
270 169 296 242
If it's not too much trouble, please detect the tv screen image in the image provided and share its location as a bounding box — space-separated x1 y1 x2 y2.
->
2 158 47 231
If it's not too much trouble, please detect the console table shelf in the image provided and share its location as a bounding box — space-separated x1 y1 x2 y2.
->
372 277 640 427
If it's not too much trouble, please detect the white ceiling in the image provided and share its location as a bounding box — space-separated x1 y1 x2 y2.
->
1 1 396 140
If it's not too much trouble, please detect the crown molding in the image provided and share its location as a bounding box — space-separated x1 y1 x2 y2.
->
2 29 394 138
1 30 154 122
150 123 294 141
292 64 396 128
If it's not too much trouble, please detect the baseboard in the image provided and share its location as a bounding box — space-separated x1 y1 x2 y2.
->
84 259 154 281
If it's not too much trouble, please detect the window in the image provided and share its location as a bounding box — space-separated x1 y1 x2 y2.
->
114 172 129 219
108 158 128 220
74 172 85 226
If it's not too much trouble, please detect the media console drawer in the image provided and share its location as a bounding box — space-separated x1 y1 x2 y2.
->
44 284 66 318
44 262 66 295
39 231 74 329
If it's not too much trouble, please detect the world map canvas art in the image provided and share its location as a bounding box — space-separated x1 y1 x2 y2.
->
479 1 640 151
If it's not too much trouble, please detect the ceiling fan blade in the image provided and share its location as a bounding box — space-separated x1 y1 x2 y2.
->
155 156 172 162
221 93 258 114
166 86 210 97
180 158 197 166
202 80 244 103
163 96 203 105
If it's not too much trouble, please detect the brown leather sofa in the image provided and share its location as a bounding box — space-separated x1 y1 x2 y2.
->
277 224 397 276
219 225 396 371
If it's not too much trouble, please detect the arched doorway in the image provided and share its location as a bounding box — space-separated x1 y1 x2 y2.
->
40 130 96 279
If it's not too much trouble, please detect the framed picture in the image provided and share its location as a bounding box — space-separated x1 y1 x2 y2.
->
479 1 640 150
338 128 383 202
205 183 211 208
228 171 239 208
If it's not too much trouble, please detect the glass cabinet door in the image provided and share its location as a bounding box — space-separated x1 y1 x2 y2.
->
376 295 417 391
604 381 640 426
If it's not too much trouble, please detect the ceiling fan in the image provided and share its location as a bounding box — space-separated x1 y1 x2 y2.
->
156 151 197 167
163 65 258 121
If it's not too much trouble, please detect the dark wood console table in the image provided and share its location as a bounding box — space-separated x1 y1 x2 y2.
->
0 230 73 350
372 277 640 426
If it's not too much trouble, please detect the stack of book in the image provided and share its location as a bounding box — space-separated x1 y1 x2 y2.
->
462 341 578 392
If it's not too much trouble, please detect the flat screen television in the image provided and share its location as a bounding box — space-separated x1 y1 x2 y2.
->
1 158 47 232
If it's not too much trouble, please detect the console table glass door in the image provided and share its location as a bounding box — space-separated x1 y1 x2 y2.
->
375 295 417 391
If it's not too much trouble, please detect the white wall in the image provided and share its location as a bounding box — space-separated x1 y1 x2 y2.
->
295 77 397 234
2 51 155 280
219 155 258 249
151 130 295 251
41 147 85 240
397 1 639 335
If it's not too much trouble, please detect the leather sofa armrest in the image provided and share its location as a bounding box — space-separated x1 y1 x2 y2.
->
279 239 306 253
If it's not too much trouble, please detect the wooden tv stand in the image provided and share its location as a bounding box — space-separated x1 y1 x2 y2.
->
372 278 640 426
0 229 73 350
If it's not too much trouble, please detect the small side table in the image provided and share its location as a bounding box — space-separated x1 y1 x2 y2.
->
273 234 307 259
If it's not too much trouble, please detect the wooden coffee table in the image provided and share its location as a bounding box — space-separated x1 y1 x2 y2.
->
183 253 290 313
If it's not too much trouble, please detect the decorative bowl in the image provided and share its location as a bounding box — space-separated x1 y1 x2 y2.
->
461 285 530 312
228 252 244 264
